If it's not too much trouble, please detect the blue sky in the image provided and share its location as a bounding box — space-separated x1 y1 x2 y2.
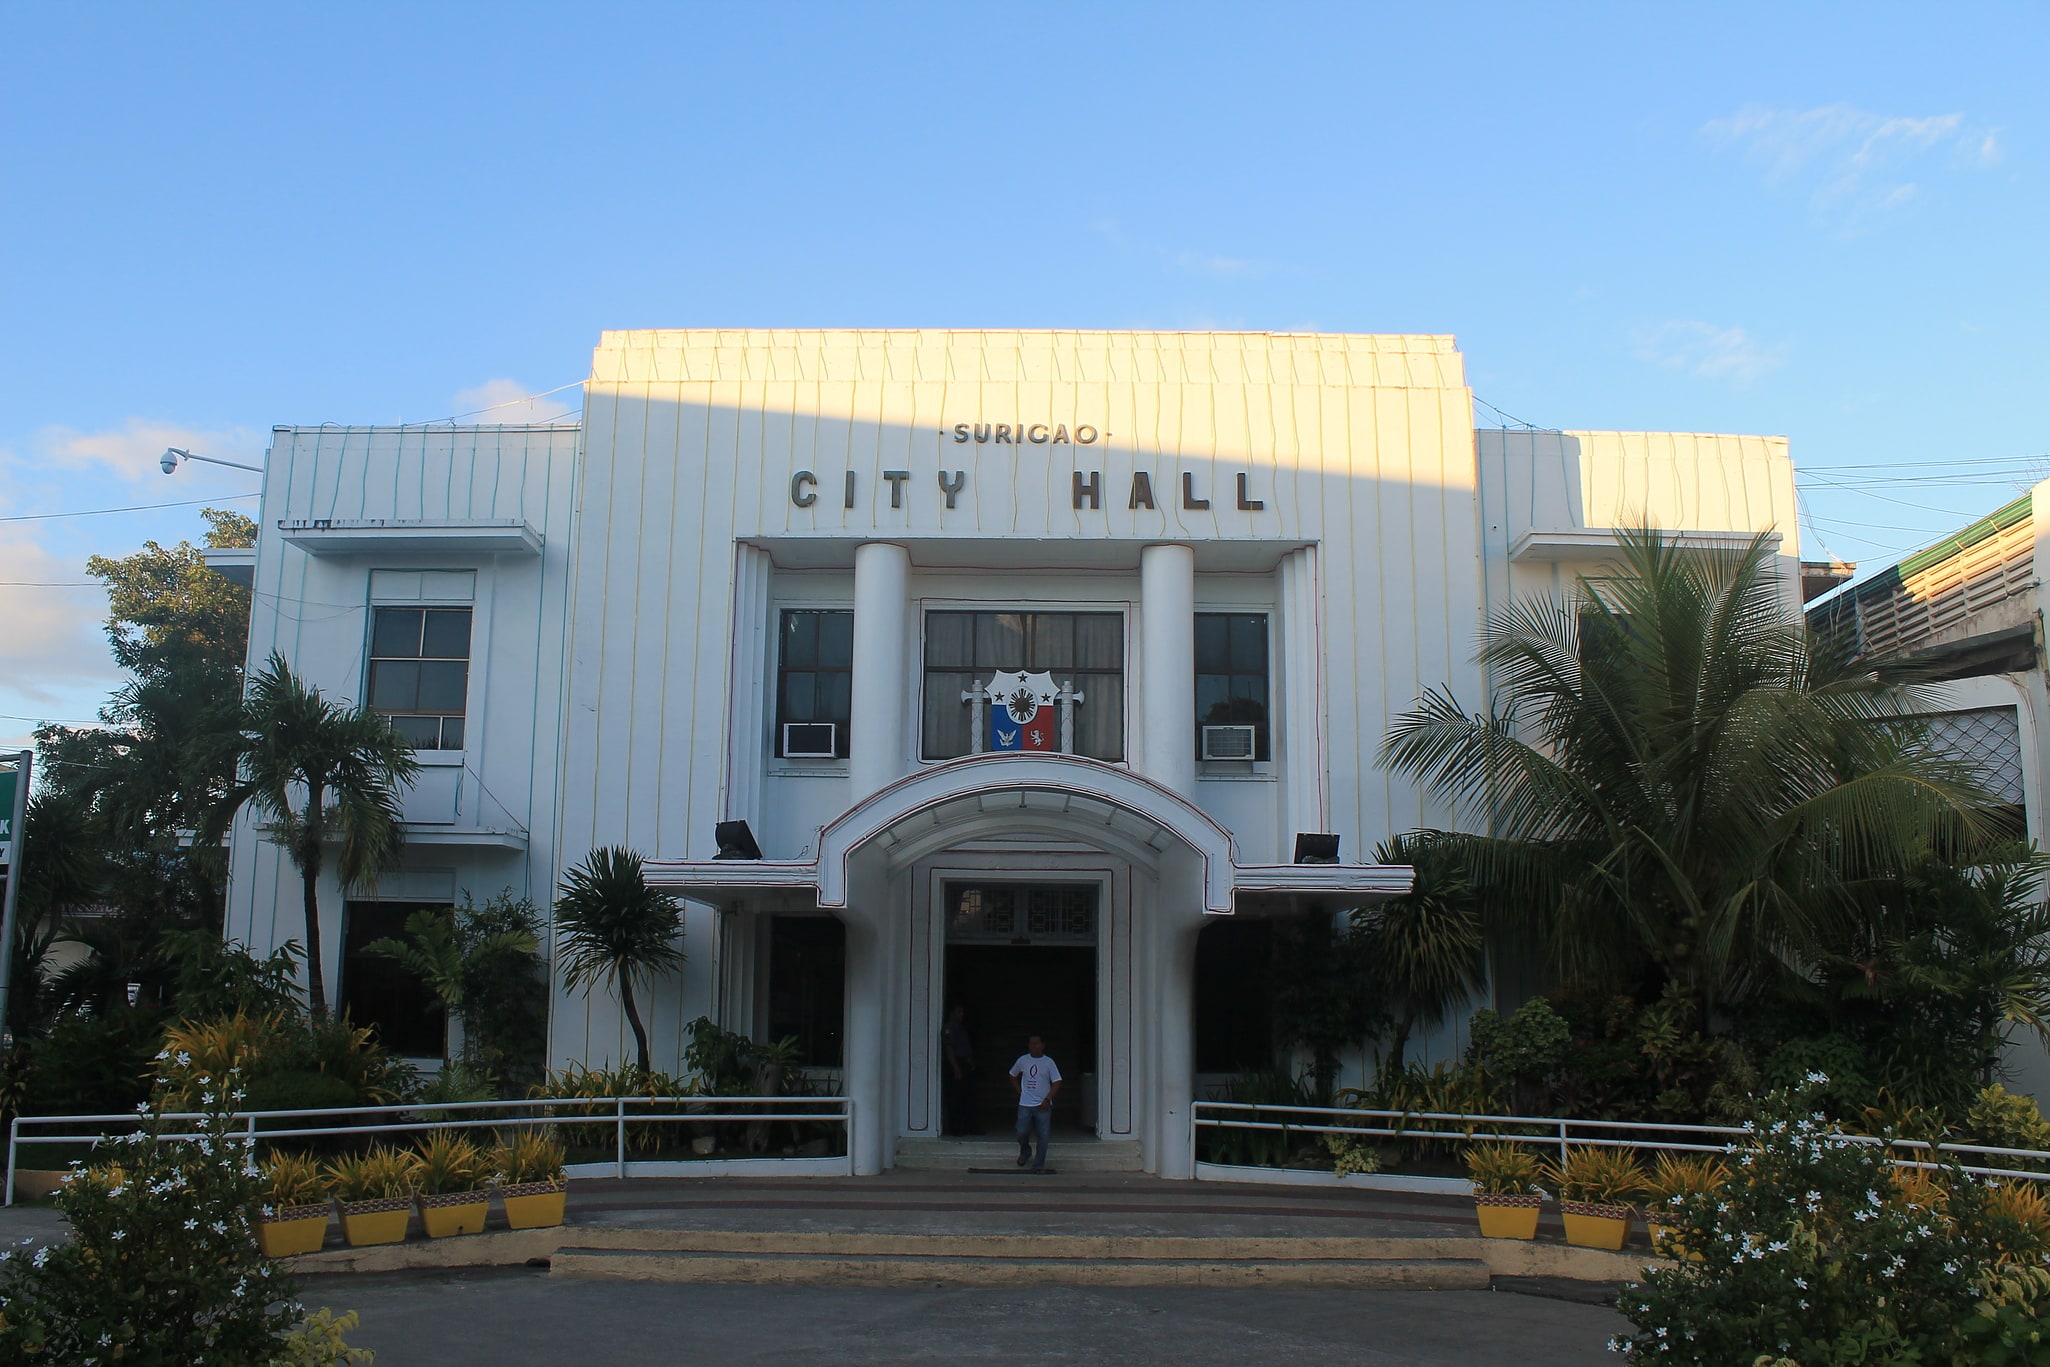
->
2 3 2045 747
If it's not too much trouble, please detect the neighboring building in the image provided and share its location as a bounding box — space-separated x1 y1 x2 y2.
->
214 329 1803 1175
1807 487 2050 1098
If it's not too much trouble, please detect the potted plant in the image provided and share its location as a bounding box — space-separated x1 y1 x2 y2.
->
491 1129 568 1230
1464 1141 1546 1239
415 1131 492 1238
327 1146 423 1247
254 1151 332 1257
1642 1152 1728 1258
1544 1146 1646 1251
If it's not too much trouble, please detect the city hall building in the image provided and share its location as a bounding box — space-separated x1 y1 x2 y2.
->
214 329 1803 1175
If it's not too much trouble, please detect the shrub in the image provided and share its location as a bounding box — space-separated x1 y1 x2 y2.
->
0 1066 301 1363
17 1007 160 1117
414 1132 488 1196
1464 1141 1545 1197
1644 1153 1730 1205
1543 1146 1646 1207
325 1147 422 1203
530 1062 693 1154
491 1129 566 1186
1200 1069 1316 1167
1614 1079 2050 1364
261 1151 330 1211
1965 1084 2050 1165
274 1308 376 1366
161 1011 417 1116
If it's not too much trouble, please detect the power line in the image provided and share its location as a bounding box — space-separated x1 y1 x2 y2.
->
0 493 258 524
425 380 585 425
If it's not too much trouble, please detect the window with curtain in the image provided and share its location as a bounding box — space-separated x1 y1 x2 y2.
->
367 606 472 750
921 611 1124 760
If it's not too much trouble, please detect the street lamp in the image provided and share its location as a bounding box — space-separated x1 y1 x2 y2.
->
160 446 263 475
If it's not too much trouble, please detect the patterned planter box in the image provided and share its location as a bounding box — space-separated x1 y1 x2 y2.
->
338 1196 413 1247
500 1179 567 1230
1559 1200 1632 1250
255 1203 332 1257
418 1190 491 1238
1472 1192 1543 1240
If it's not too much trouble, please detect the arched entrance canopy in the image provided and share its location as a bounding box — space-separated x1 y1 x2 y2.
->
642 754 1412 912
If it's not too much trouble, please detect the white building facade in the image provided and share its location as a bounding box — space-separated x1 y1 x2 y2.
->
219 329 1802 1175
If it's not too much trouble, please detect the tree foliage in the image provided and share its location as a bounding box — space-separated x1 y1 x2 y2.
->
553 848 685 1075
1383 527 2008 1017
205 653 419 1017
364 890 545 1082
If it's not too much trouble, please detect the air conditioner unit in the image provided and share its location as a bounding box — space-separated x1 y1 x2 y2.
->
1200 724 1258 761
782 722 839 758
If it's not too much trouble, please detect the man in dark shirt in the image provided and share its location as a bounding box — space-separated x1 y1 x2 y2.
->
941 1003 978 1136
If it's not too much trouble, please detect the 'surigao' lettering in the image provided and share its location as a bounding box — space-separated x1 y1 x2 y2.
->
951 423 1100 444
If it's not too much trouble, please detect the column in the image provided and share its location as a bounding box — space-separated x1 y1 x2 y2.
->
1278 546 1327 855
849 541 912 799
1139 543 1196 798
841 916 888 1175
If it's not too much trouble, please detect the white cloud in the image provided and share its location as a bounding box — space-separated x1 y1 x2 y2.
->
1703 102 2001 222
1171 250 1267 278
448 379 579 425
1634 321 1788 386
12 419 264 501
0 528 117 729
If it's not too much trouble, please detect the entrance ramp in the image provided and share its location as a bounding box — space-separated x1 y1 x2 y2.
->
893 1136 1142 1173
547 1233 1491 1288
287 1172 1659 1289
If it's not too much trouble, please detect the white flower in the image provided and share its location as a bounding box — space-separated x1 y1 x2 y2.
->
1805 1070 1830 1085
174 1051 191 1066
185 1219 198 1230
110 1229 126 1241
32 1247 49 1267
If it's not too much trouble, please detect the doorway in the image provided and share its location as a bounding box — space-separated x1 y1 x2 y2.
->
941 881 1099 1136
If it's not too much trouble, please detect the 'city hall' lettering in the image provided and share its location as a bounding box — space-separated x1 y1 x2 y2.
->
791 468 1266 513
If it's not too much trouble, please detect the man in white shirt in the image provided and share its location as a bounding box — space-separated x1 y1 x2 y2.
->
1008 1035 1063 1174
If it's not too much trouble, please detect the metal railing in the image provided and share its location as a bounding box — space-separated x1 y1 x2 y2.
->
7 1094 853 1204
1191 1100 2050 1185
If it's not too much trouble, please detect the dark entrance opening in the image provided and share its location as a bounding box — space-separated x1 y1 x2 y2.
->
941 881 1099 1137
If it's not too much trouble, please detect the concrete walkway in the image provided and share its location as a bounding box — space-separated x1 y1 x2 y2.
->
320 1268 1629 1365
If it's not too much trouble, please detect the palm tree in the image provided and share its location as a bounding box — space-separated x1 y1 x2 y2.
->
1353 832 1486 1069
552 847 686 1074
206 652 419 1017
1382 528 2003 1019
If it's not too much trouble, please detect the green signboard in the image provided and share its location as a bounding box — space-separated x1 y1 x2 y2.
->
0 765 14 865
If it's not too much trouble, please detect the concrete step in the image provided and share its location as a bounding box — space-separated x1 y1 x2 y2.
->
893 1136 1143 1173
548 1243 1492 1289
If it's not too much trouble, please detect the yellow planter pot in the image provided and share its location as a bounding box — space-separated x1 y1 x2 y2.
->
418 1193 491 1238
1648 1224 1703 1261
338 1198 413 1247
501 1180 567 1230
1560 1201 1632 1251
1473 1194 1542 1240
255 1205 331 1257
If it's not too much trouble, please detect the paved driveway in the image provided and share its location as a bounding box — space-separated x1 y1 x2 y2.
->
312 1268 1626 1365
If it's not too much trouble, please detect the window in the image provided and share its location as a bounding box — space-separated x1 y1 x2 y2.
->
1195 613 1270 760
775 610 854 758
1195 918 1273 1071
766 916 845 1067
340 901 448 1058
921 611 1124 760
369 607 471 750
